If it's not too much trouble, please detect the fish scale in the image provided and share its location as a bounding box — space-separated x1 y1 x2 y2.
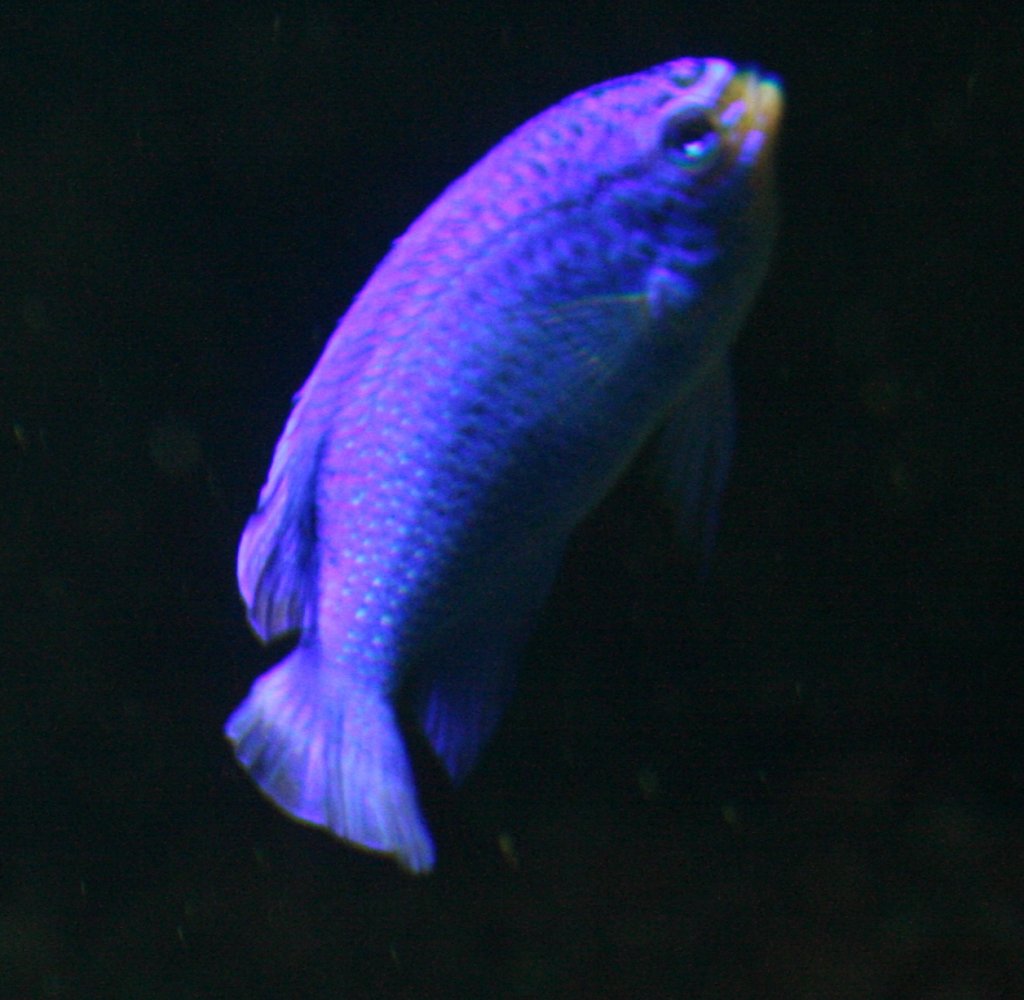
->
227 56 783 872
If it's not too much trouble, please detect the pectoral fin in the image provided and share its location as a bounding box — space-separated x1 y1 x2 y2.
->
652 362 736 564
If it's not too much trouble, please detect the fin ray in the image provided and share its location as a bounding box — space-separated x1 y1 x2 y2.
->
654 362 736 563
236 404 324 643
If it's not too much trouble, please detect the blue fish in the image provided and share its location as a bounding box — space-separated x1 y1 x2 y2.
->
226 57 783 872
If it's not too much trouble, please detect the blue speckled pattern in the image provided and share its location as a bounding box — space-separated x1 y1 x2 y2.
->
226 57 783 872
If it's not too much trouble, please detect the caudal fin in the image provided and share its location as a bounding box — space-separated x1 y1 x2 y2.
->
225 645 434 873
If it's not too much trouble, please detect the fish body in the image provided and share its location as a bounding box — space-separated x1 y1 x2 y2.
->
226 57 783 872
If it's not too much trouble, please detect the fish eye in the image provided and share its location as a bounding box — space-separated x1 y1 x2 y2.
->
659 109 722 170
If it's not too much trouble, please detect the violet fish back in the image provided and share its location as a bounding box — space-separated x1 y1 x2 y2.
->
226 57 783 873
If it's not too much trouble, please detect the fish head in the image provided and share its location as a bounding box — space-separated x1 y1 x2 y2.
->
465 57 784 353
579 56 785 362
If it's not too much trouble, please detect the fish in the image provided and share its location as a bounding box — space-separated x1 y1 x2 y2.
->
226 57 783 873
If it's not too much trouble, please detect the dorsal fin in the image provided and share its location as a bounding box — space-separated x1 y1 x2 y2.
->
237 386 325 642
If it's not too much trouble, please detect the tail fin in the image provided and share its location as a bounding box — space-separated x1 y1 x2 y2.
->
225 645 434 873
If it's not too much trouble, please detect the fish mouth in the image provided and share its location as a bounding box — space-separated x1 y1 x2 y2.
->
718 68 784 167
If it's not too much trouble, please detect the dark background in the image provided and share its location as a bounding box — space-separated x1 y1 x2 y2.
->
3 2 1022 997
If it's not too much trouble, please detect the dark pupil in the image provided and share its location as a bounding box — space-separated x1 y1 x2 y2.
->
662 113 715 157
